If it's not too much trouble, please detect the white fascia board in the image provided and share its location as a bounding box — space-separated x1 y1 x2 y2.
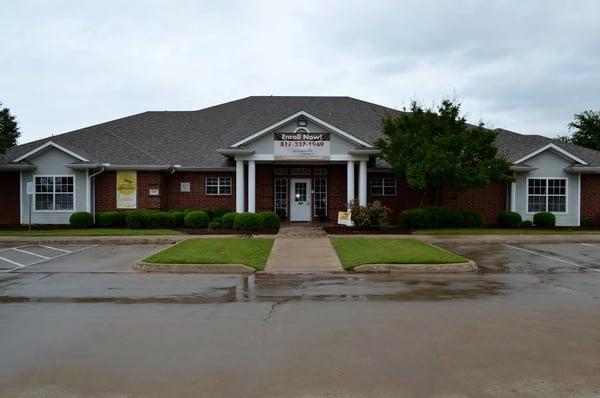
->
230 110 374 149
514 143 588 165
12 141 89 163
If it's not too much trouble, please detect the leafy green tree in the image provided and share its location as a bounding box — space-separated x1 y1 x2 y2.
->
375 100 512 205
566 110 600 150
0 102 20 154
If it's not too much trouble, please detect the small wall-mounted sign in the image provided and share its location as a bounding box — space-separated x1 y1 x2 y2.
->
149 188 160 196
180 182 191 192
26 182 34 195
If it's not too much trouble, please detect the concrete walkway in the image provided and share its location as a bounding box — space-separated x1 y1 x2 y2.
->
265 227 344 273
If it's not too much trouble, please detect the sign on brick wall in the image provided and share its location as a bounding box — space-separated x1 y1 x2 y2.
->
116 170 137 209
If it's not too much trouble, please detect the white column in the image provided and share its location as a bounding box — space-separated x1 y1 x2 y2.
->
359 160 367 206
236 160 245 213
247 160 256 213
346 160 355 207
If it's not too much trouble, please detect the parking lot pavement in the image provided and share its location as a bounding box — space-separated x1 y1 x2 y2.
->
0 244 167 273
1 242 600 397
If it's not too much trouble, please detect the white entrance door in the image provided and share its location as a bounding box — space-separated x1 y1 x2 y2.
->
290 178 311 222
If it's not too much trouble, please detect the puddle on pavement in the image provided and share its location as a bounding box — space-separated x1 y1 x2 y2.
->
0 273 507 304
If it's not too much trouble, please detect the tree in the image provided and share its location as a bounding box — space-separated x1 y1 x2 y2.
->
0 102 20 154
566 110 600 150
375 100 513 205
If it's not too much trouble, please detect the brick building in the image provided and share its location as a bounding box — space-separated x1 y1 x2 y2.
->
1 96 599 226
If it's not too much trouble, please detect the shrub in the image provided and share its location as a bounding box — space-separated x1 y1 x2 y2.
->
349 200 393 227
581 218 594 228
184 211 209 228
147 212 177 229
221 212 237 229
533 212 556 228
259 211 280 229
125 210 152 229
521 220 533 228
69 211 94 228
497 211 522 228
208 221 221 230
97 211 122 227
233 212 264 231
400 207 484 229
168 210 186 227
211 208 231 220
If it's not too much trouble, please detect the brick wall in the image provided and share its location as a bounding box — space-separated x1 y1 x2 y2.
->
367 173 422 223
439 183 507 225
581 174 600 225
164 171 236 210
0 172 20 225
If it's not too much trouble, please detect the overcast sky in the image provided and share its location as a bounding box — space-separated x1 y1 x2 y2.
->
1 0 599 144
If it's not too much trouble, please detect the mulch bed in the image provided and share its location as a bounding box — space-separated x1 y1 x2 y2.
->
178 228 280 235
324 226 412 235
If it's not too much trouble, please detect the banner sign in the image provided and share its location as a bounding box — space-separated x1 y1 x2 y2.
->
116 170 137 209
274 132 330 159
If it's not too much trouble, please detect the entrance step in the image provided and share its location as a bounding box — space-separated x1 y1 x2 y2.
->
265 227 343 273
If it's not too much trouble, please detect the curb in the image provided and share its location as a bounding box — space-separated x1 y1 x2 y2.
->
132 260 255 274
0 234 255 247
328 234 600 245
353 260 477 273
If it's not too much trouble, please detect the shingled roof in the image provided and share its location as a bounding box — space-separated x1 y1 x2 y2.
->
2 96 599 168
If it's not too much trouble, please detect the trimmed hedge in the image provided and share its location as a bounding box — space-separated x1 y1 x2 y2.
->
259 211 280 229
97 211 122 227
521 220 533 228
400 207 484 229
69 211 94 228
168 210 186 227
184 211 210 228
221 212 237 229
497 211 522 228
211 208 232 220
533 212 556 228
208 221 221 230
124 210 177 229
233 212 264 231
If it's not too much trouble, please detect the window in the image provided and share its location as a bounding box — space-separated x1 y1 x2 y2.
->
274 178 288 217
370 177 397 196
314 178 327 216
205 177 232 195
527 178 567 213
34 176 74 211
290 168 310 176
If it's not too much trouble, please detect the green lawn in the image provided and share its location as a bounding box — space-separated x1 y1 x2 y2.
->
144 238 274 270
330 237 466 270
412 228 600 235
0 228 183 236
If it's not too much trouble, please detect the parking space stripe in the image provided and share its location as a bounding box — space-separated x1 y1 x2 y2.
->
0 254 25 267
12 248 51 259
2 244 98 273
502 244 600 273
39 245 71 253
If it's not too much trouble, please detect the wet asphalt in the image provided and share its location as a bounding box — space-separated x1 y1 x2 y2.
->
1 242 600 397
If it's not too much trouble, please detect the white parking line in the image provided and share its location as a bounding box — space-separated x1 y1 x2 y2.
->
502 244 600 273
39 245 71 253
12 248 50 259
0 254 25 267
2 245 98 272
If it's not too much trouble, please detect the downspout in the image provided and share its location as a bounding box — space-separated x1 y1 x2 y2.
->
164 165 177 211
88 167 105 222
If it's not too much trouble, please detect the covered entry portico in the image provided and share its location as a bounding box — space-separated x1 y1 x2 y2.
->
217 110 377 221
230 159 370 221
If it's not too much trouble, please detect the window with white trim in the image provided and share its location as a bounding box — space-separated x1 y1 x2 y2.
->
370 177 397 196
205 177 232 195
274 178 288 217
34 176 74 211
527 178 567 213
314 177 327 216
